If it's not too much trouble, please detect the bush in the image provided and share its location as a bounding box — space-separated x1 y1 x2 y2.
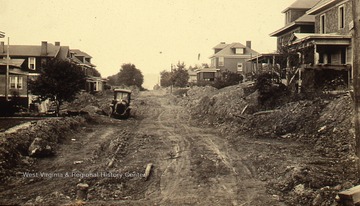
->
255 73 289 109
213 71 243 89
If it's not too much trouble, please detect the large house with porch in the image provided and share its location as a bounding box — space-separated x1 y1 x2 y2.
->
70 49 104 93
197 41 258 82
0 41 70 108
0 41 104 110
271 0 353 91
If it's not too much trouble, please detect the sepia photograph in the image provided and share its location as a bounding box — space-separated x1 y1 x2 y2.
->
0 0 360 205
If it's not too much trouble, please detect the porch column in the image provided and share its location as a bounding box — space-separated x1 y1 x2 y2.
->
314 44 319 64
286 56 290 86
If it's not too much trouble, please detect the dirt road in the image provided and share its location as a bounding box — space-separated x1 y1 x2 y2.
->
0 90 282 205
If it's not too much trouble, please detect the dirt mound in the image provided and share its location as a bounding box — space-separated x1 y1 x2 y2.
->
0 116 88 182
180 84 356 205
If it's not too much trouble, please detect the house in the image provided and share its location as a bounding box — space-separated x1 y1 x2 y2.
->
288 0 353 91
270 0 321 50
271 0 353 91
197 41 258 82
70 49 104 92
0 41 70 108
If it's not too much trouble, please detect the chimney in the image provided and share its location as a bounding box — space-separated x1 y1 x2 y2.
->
41 41 47 55
246 41 251 49
0 42 4 54
55 41 60 46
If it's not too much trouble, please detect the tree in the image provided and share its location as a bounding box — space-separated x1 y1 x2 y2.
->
172 62 189 87
29 59 86 115
160 70 172 87
107 73 119 86
118 63 144 88
160 62 189 88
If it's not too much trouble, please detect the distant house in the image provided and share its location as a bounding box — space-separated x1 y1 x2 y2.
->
276 0 354 91
0 41 70 107
70 49 104 92
197 41 258 82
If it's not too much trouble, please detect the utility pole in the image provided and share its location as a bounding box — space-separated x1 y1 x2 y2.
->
352 0 360 172
5 37 9 101
170 64 173 94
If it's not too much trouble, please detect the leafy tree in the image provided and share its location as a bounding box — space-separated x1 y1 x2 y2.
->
118 63 144 88
172 66 189 87
160 61 189 88
107 73 119 86
160 70 172 87
29 59 86 115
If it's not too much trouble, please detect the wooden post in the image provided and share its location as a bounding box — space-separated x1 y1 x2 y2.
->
5 37 9 101
352 0 360 172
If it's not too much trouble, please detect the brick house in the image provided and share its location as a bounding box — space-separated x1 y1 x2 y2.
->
287 0 353 91
271 0 353 91
70 49 104 92
0 41 70 107
197 41 258 81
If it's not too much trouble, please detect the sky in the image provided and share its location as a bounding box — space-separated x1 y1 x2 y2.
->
0 0 293 89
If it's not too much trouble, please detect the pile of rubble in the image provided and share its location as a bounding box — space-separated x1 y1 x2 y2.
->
180 84 357 205
0 116 88 182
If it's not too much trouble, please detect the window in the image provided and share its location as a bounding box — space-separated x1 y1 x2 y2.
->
237 63 243 72
219 57 224 66
320 14 326 34
10 76 23 89
211 58 216 67
28 57 36 70
235 48 244 54
339 5 345 29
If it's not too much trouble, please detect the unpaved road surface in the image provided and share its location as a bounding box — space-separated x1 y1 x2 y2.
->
0 90 283 205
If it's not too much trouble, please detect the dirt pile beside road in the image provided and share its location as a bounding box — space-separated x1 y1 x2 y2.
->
180 85 357 205
0 116 88 182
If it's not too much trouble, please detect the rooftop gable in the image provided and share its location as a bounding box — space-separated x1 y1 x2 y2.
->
211 42 258 58
213 42 229 50
71 49 92 58
270 13 315 37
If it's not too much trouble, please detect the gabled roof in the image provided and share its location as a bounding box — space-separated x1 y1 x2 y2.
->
71 49 92 58
71 56 96 68
230 43 246 48
270 13 315 37
0 43 60 57
282 0 321 13
210 42 259 58
213 43 228 50
306 0 340 15
57 46 70 60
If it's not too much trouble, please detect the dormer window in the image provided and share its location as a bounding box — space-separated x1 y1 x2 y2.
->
28 57 36 70
235 48 244 54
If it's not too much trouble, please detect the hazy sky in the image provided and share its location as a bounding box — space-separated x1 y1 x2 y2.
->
0 0 293 89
